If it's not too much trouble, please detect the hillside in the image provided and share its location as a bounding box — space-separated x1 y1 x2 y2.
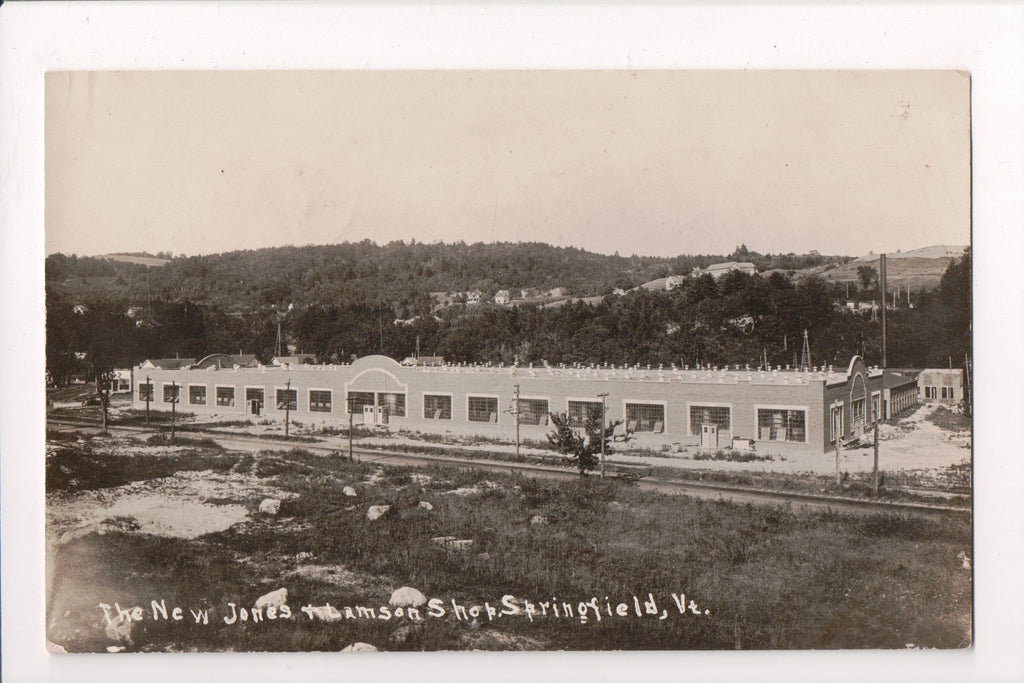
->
768 245 967 292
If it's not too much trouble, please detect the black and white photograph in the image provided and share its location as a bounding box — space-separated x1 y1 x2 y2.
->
2 4 1023 683
41 68 973 653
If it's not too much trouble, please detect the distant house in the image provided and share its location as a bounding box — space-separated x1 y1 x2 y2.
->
193 354 260 370
547 287 567 297
918 368 965 407
109 369 132 393
665 275 685 291
72 303 89 315
494 290 511 305
465 290 483 305
612 287 628 296
695 262 756 280
139 358 196 370
125 306 145 319
272 354 317 367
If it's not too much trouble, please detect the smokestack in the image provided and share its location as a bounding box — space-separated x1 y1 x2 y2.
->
880 253 887 368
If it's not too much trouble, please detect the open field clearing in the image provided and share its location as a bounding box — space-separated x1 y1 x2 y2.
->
46 432 971 653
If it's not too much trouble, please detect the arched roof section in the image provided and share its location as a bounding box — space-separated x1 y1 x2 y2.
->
345 355 408 393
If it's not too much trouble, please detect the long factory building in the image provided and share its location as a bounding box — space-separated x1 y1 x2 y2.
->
132 354 919 456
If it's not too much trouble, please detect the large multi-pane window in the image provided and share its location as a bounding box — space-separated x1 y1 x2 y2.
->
163 383 180 403
759 408 807 443
851 398 866 428
246 387 264 410
378 392 406 418
346 391 375 414
518 398 550 426
309 390 332 412
829 404 843 442
689 405 730 436
216 386 235 407
567 400 602 428
276 388 297 410
189 385 207 405
468 396 499 423
139 383 154 401
423 394 452 420
625 402 665 433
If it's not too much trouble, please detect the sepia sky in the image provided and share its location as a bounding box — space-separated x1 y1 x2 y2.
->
45 70 970 259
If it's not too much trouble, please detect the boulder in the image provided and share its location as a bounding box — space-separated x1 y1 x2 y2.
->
295 551 314 562
341 642 378 652
389 586 427 607
343 486 358 497
418 501 434 511
258 498 281 515
367 505 391 521
254 587 288 610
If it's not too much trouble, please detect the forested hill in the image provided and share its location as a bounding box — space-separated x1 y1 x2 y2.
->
45 241 848 313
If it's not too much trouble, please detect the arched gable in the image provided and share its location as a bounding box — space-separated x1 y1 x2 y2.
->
344 356 409 393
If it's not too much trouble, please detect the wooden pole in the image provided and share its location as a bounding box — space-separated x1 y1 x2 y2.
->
513 383 520 461
170 381 176 440
285 378 291 438
348 397 354 462
598 392 609 479
145 374 150 425
835 437 841 488
872 419 880 496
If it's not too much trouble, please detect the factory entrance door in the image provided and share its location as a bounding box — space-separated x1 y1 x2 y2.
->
701 424 719 449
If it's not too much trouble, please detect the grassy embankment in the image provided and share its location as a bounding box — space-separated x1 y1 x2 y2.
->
47 433 972 653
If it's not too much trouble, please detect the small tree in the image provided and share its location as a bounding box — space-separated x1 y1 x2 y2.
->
856 265 878 293
546 410 623 477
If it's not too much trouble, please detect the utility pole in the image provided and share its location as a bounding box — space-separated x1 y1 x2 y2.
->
284 377 291 438
880 253 887 368
145 374 151 425
513 384 521 460
835 436 842 488
872 418 880 496
598 392 609 479
348 395 354 462
170 380 177 440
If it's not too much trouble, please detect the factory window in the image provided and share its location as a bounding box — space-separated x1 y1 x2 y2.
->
189 385 207 405
468 396 499 423
423 394 452 420
245 388 264 410
276 388 297 411
378 392 406 418
346 391 375 414
216 386 235 407
941 387 953 400
689 405 730 436
568 400 602 428
162 383 180 404
309 390 332 412
519 398 550 426
139 383 154 402
852 398 866 429
925 386 937 399
760 408 807 443
625 402 665 433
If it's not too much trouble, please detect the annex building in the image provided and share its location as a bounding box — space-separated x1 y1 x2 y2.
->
132 354 919 456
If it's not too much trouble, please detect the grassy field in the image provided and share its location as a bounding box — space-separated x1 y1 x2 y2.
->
45 435 972 653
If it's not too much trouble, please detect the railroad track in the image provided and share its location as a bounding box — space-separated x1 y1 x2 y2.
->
47 417 970 521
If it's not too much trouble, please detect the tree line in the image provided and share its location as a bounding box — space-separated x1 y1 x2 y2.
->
46 248 971 388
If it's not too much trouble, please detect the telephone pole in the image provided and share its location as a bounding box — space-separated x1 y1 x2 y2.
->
284 378 292 438
170 380 177 440
512 384 521 460
880 253 887 368
145 374 151 425
598 392 609 479
348 395 355 461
